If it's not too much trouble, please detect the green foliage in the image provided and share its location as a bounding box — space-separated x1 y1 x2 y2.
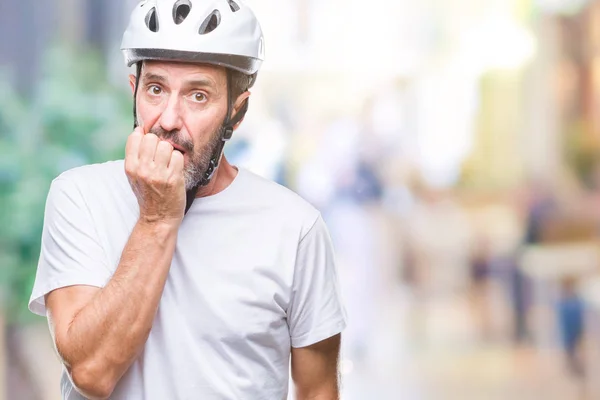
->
0 43 133 323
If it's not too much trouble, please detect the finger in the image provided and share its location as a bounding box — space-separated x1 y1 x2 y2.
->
125 127 144 161
155 140 173 169
139 133 159 165
168 149 184 175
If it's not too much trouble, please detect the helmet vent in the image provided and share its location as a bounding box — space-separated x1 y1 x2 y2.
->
259 37 265 58
173 0 192 25
145 7 159 32
228 1 240 12
199 10 221 35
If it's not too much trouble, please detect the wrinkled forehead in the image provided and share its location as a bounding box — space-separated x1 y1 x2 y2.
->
140 60 228 89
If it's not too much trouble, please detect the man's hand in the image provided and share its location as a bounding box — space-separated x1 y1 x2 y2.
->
125 125 186 225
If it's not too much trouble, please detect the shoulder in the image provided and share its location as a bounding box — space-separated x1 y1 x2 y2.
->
47 160 129 209
51 159 127 195
238 168 321 237
54 159 125 186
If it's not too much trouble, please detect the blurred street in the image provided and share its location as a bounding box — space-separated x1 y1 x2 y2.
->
5 0 600 399
6 274 587 400
341 286 583 400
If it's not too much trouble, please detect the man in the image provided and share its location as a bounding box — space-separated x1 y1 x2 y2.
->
28 1 347 399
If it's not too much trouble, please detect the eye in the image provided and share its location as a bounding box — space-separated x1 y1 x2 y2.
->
147 85 162 96
192 92 207 102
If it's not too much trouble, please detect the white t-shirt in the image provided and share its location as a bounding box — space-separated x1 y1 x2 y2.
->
29 160 347 400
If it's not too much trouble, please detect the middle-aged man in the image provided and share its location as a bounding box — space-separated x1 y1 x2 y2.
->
28 1 347 399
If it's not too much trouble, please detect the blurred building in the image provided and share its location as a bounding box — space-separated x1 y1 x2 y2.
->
0 0 134 95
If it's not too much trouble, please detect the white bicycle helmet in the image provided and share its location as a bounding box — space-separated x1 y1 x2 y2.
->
121 0 265 74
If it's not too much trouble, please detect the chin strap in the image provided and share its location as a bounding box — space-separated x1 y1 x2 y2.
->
133 62 143 130
132 64 249 215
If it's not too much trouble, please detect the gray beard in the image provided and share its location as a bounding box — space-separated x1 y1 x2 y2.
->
183 127 223 190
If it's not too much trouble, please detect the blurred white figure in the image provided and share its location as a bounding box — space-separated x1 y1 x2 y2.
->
406 189 474 297
236 118 289 181
295 117 360 209
327 198 377 361
296 117 381 361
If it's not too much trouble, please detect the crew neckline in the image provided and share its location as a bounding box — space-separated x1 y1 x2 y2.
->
187 166 245 208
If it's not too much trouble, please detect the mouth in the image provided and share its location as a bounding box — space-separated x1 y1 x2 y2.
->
163 140 186 155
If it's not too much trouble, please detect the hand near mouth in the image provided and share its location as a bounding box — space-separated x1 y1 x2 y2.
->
125 124 186 225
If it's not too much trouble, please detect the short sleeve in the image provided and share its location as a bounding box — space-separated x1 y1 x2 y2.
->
288 214 347 348
28 177 112 317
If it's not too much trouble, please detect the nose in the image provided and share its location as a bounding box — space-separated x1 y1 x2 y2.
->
159 93 184 133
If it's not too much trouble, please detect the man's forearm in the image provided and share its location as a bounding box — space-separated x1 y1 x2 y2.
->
292 334 341 400
56 220 179 393
296 384 340 400
296 390 340 400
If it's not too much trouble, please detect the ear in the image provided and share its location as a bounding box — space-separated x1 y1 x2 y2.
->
232 91 251 131
129 74 137 94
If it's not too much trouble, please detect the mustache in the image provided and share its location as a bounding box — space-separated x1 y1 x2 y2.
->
149 127 194 153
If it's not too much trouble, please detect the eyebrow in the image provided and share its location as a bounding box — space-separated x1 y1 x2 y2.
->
141 73 167 85
182 79 217 92
142 73 217 91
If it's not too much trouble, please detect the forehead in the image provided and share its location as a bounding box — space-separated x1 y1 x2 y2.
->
141 60 227 87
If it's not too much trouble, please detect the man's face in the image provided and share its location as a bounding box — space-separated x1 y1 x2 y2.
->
130 61 228 190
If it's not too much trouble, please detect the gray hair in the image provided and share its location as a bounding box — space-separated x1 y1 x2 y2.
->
230 70 257 99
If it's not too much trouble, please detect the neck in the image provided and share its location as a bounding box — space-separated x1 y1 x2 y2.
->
194 156 237 198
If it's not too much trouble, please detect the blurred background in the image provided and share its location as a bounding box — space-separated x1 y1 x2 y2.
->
5 0 600 399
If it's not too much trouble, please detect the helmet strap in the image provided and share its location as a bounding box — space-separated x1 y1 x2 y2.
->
133 62 143 129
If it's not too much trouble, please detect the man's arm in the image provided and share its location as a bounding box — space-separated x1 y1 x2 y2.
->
46 220 178 399
291 334 341 400
44 128 186 399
